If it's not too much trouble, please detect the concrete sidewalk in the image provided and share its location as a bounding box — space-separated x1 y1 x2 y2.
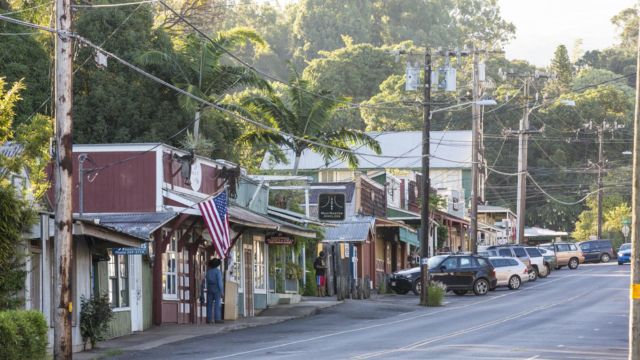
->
75 297 341 359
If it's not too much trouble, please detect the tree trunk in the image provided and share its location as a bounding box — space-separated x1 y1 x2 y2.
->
292 152 301 176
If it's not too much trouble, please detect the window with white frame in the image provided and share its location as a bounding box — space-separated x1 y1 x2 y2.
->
162 230 178 299
108 252 129 308
253 235 265 292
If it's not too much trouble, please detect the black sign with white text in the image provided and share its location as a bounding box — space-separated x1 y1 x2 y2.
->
318 193 346 220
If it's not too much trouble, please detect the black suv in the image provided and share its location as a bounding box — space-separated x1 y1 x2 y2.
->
388 254 497 296
578 239 616 263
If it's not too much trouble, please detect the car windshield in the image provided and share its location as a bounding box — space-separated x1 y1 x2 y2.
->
427 256 448 268
620 243 631 251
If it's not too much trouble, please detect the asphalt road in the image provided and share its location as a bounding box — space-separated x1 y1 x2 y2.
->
113 263 630 360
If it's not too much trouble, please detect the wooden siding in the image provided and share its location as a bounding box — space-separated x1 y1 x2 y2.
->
106 311 132 339
46 151 157 213
359 180 386 217
162 152 222 196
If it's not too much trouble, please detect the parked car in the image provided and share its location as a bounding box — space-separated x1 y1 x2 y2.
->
578 239 616 263
486 245 536 281
524 247 550 279
388 254 497 296
618 243 631 265
537 247 558 273
488 256 529 290
540 242 584 269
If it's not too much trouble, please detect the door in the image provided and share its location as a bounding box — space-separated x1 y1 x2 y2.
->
580 242 596 261
431 257 458 287
243 246 254 317
556 244 570 265
455 257 477 287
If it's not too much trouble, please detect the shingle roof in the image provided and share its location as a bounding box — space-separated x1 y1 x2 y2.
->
322 217 375 242
261 131 472 171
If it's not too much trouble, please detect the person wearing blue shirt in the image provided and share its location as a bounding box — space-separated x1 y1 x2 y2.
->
205 258 224 324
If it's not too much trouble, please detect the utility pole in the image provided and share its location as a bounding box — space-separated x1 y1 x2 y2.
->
54 0 74 356
515 79 530 245
470 50 480 254
597 125 604 239
419 51 432 307
630 20 640 360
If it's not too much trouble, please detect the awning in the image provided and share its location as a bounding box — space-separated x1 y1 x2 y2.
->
323 217 374 243
74 220 147 250
399 227 419 247
229 205 279 230
83 212 178 239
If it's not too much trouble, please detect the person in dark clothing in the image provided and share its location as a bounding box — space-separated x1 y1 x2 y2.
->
313 251 327 297
205 258 224 324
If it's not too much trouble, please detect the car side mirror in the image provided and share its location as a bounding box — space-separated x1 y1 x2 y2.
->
440 265 446 271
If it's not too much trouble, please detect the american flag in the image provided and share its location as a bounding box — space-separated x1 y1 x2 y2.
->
198 191 230 258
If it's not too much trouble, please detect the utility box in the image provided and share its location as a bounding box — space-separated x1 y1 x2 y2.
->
224 280 238 320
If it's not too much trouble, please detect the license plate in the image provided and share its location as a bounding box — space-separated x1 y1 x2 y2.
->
391 281 396 286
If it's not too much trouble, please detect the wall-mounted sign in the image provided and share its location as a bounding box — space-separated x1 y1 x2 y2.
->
112 245 148 255
190 160 202 192
318 193 345 220
266 236 294 245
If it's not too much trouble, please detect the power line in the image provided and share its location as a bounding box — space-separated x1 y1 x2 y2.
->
72 0 156 8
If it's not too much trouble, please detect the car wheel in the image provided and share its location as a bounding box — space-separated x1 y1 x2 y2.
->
453 290 467 296
412 280 422 295
539 264 550 278
473 278 489 296
508 275 521 290
568 258 579 269
529 267 538 282
600 253 611 263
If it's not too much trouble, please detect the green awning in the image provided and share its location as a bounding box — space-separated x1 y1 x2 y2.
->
399 226 419 247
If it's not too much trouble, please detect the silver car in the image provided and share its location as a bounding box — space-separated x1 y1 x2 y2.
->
488 256 530 290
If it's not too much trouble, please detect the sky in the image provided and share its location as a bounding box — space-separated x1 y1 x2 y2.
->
498 0 637 67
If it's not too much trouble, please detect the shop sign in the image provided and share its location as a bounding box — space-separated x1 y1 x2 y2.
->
266 236 294 245
112 245 148 255
318 193 346 220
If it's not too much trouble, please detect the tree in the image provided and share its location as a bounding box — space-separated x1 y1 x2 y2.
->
0 78 52 309
611 6 638 49
73 5 191 144
450 0 515 47
236 70 381 174
0 2 51 125
290 0 378 62
545 45 574 97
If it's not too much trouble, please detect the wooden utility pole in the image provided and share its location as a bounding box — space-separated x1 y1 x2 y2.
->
470 50 480 254
54 0 74 356
629 21 640 360
419 51 432 306
597 125 604 239
515 79 530 244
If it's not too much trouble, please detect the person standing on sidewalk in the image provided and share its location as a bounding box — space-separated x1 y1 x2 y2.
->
314 251 327 297
206 258 224 324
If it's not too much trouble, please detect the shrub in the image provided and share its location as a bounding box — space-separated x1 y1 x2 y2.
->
80 294 113 350
427 281 447 307
302 264 317 296
0 310 47 359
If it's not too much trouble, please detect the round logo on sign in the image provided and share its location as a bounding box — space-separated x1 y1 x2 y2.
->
190 160 202 192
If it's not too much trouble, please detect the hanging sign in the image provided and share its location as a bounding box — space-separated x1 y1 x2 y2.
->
318 193 346 220
112 245 148 255
266 236 294 245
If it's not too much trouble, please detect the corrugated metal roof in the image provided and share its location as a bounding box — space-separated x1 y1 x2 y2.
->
87 212 178 239
260 131 471 171
0 142 23 158
323 217 374 243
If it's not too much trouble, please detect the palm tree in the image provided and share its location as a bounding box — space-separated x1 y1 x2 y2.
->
237 70 381 174
138 27 271 146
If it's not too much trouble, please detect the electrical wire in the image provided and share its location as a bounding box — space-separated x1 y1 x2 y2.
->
72 0 156 8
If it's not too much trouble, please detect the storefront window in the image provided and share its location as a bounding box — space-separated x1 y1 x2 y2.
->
232 238 243 289
108 252 129 308
162 230 178 299
253 235 265 292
